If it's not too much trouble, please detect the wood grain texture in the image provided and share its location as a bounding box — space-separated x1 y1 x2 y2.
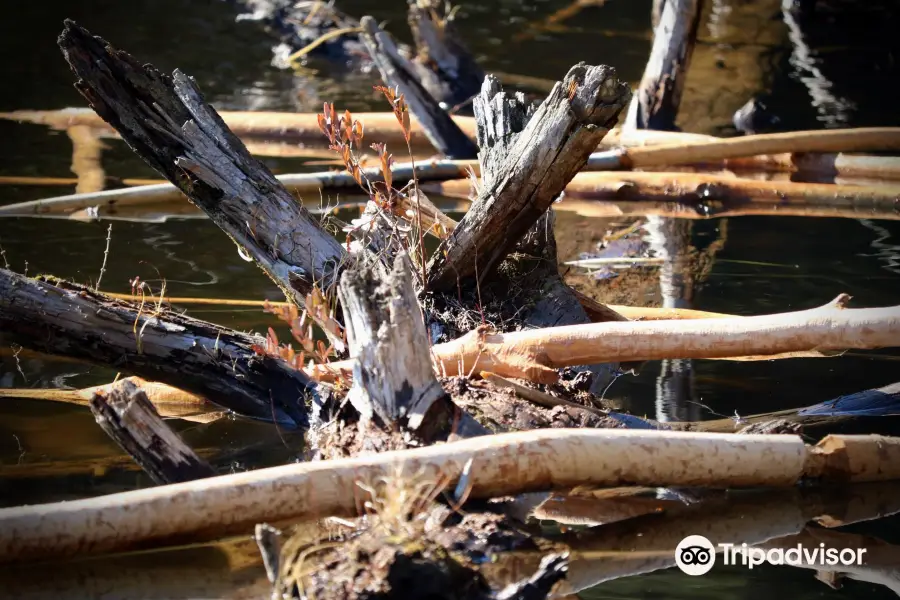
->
0 269 316 427
426 65 630 289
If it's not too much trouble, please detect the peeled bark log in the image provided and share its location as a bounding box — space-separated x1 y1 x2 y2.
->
597 127 900 171
2 429 899 563
0 376 215 421
90 379 215 484
0 162 471 218
427 171 900 221
359 16 479 159
428 295 900 382
57 21 346 312
627 0 703 130
0 269 316 427
426 67 631 290
0 107 478 146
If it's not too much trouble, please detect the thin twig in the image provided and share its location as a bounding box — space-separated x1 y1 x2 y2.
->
96 223 112 290
0 239 9 269
10 344 27 384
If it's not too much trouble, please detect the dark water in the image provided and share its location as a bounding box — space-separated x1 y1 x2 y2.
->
1 0 900 598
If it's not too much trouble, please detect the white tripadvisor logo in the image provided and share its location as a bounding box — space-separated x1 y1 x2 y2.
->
676 535 716 576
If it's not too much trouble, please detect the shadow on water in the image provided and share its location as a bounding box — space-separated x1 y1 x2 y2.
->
1 0 900 597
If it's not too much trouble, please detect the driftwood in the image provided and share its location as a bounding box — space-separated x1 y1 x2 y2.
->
0 107 713 153
0 269 316 427
426 295 900 382
231 0 484 113
426 68 630 289
58 21 347 316
626 0 703 130
429 171 900 220
0 376 217 422
0 107 479 147
0 162 471 218
2 428 899 562
594 127 900 171
358 16 479 159
90 379 215 484
690 382 900 438
8 162 898 221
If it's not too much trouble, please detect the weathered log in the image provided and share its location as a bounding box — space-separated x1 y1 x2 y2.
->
627 0 703 130
0 269 315 427
406 0 486 111
338 254 448 429
89 379 215 484
359 16 479 159
57 21 346 314
426 67 630 290
2 429 900 562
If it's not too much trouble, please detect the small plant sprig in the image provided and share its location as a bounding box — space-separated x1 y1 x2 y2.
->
251 286 344 371
374 85 428 292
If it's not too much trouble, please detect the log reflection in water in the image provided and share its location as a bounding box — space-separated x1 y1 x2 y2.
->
482 482 900 597
0 537 269 600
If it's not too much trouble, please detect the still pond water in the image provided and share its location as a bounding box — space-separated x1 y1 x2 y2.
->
1 0 899 598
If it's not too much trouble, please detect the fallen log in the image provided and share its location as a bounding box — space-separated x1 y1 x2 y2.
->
427 171 900 220
0 108 480 146
0 376 215 421
21 168 892 224
0 162 471 217
90 379 216 484
58 21 347 306
592 127 900 172
426 67 631 289
0 269 316 427
1 428 899 562
427 294 900 382
405 0 486 111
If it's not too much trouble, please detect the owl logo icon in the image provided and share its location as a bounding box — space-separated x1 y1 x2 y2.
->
675 535 716 575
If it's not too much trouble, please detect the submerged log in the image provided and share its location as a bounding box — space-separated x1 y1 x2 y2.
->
426 67 631 289
57 21 346 314
90 379 215 484
0 269 316 427
2 428 899 562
